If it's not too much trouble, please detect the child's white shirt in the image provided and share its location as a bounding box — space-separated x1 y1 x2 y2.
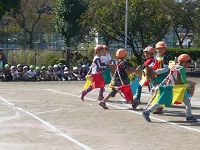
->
27 70 36 77
100 53 112 65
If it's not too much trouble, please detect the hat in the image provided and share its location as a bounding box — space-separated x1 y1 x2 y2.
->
116 49 127 58
156 41 167 49
73 66 78 70
59 63 63 65
4 64 10 68
36 66 40 70
23 66 28 69
48 66 53 69
81 65 87 68
64 67 69 70
41 66 46 70
53 64 58 68
11 66 16 69
94 45 103 52
29 65 35 69
0 48 3 51
143 46 155 54
178 54 191 62
17 64 22 68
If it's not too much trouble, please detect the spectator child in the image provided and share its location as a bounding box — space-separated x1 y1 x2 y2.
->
11 66 19 81
27 65 36 81
72 66 81 81
3 64 12 81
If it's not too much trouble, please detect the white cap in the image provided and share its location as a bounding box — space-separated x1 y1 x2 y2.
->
11 66 16 69
73 66 78 70
23 66 28 69
64 67 69 70
53 64 58 68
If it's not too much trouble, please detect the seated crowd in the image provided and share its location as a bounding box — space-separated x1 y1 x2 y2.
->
0 63 89 82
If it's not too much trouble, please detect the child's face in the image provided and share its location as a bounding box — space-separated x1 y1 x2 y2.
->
102 49 107 56
97 49 104 56
156 47 166 56
143 51 153 59
183 61 191 68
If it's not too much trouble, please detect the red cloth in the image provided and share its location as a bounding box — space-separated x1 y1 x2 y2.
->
144 58 154 66
92 73 105 89
119 84 133 103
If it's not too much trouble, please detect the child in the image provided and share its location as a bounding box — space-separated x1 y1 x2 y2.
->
17 64 24 81
40 66 49 81
100 45 113 68
80 57 90 71
72 66 81 81
11 66 19 81
80 65 88 80
3 64 12 81
53 64 62 81
0 54 5 81
99 48 138 109
35 66 41 81
150 41 170 114
27 65 37 81
134 46 155 103
22 66 29 81
81 45 105 101
142 54 197 122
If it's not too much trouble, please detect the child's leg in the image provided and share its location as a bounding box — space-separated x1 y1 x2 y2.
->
182 97 192 117
99 88 117 109
134 85 142 102
81 86 93 101
98 87 104 100
142 103 162 122
182 97 197 121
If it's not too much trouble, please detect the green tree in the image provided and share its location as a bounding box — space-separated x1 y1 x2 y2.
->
9 0 53 49
53 0 88 69
0 0 21 19
85 0 173 64
171 0 200 48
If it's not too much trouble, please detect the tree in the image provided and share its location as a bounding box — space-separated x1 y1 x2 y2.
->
0 0 21 19
53 0 88 69
84 0 173 64
9 0 53 49
171 0 200 48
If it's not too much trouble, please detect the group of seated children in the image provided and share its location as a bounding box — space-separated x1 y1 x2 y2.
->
0 63 89 82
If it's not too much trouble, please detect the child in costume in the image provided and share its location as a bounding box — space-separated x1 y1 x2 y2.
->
81 45 106 101
100 45 113 68
99 48 138 109
142 54 197 122
134 46 155 103
149 41 170 114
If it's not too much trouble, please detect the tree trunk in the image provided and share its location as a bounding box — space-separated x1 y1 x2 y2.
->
65 37 71 70
29 32 34 49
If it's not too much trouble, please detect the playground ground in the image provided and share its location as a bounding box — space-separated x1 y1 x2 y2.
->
0 77 200 150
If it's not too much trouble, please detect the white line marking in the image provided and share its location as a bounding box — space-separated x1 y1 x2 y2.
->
46 89 200 134
0 96 93 150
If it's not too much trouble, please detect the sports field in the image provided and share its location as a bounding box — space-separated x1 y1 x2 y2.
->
0 78 200 150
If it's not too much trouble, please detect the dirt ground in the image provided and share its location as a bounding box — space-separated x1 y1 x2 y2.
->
0 77 200 150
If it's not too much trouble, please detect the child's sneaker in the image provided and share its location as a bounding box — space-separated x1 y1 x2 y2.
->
81 91 86 101
132 102 139 109
98 96 104 100
142 111 151 122
99 102 108 109
153 107 163 114
186 116 197 122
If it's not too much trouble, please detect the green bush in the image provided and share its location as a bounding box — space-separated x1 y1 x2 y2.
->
167 48 200 61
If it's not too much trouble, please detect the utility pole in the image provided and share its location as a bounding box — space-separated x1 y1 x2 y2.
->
125 0 128 49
